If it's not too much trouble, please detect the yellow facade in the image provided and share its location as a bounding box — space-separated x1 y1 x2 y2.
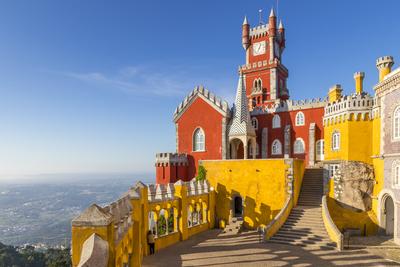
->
202 159 304 229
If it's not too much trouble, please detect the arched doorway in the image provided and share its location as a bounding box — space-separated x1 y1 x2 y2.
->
230 138 244 159
234 196 243 217
384 195 395 236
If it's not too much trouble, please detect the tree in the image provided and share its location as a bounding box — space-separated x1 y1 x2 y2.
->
196 165 207 181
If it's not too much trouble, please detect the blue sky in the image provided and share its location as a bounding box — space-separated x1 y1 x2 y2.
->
0 0 399 180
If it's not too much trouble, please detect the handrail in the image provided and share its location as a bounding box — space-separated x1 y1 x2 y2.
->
322 196 344 250
264 196 292 240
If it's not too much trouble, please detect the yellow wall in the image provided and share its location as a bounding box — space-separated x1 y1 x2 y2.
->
202 159 304 229
327 197 379 235
324 117 372 164
71 226 114 267
72 181 216 267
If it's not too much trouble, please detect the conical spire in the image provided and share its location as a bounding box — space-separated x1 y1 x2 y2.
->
269 8 275 17
279 20 284 29
228 71 256 138
243 16 249 25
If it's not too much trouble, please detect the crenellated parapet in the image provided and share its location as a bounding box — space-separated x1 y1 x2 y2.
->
147 183 176 202
71 179 216 267
155 153 188 167
323 93 374 125
173 85 230 123
251 97 327 115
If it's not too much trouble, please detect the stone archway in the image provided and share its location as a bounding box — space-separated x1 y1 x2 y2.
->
383 195 395 236
230 138 244 159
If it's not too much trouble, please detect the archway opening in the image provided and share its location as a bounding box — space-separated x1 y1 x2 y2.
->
384 195 395 236
229 138 244 159
234 196 243 217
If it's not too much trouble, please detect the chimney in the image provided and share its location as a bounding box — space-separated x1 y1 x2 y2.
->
376 56 394 82
328 84 342 103
354 72 365 94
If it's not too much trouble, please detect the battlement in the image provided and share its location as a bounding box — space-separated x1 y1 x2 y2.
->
173 85 230 122
249 24 269 38
376 56 394 68
155 152 188 166
323 93 375 125
147 183 176 202
185 178 210 196
240 58 288 73
251 97 327 115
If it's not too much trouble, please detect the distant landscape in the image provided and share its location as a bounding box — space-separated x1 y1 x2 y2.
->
0 174 152 247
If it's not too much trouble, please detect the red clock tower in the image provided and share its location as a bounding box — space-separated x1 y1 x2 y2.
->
241 9 288 109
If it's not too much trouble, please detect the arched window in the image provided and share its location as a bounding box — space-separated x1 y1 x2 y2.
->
193 128 205 151
293 138 305 154
295 112 305 126
272 114 281 128
394 106 400 140
251 117 258 130
271 139 282 155
253 78 262 90
332 131 340 151
393 161 400 188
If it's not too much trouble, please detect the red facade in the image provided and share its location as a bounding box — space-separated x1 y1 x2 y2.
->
154 9 326 184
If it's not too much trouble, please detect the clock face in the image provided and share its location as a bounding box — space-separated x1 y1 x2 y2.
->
253 41 266 56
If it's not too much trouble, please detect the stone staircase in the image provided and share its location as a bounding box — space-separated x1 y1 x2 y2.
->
268 168 336 249
222 217 243 235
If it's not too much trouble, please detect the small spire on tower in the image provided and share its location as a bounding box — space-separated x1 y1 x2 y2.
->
243 16 249 25
269 8 275 17
279 20 284 29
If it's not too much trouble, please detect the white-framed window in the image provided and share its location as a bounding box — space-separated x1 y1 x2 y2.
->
393 161 400 188
295 111 305 126
332 131 340 151
316 139 325 161
293 138 305 154
193 128 205 151
251 117 258 130
329 164 340 178
272 114 281 128
394 106 400 140
271 139 282 155
253 78 262 90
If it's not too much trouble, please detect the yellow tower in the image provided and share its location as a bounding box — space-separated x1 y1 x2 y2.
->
354 72 364 94
376 56 394 82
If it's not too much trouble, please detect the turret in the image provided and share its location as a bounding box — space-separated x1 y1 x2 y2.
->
278 20 285 50
354 72 365 94
242 16 250 50
376 56 394 82
268 8 276 37
268 8 277 61
328 84 342 103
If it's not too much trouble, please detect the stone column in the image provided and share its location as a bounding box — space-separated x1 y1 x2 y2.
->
252 139 256 159
284 125 291 158
262 128 268 158
174 181 188 241
309 123 316 166
221 118 227 159
244 142 248 159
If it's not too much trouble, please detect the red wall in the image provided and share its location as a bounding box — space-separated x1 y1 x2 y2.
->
176 97 224 179
253 106 324 165
156 165 188 184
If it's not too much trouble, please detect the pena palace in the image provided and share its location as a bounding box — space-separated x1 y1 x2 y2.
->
155 9 326 184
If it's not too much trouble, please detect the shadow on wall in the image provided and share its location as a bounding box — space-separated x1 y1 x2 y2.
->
327 196 379 236
216 183 276 229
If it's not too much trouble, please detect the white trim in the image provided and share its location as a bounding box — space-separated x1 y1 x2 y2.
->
332 131 340 151
295 111 305 126
271 139 282 155
393 106 400 141
193 127 205 152
272 114 281 129
316 139 325 161
392 160 400 189
251 117 259 130
293 138 305 154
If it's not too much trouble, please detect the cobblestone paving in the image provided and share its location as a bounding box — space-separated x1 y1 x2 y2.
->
143 229 400 267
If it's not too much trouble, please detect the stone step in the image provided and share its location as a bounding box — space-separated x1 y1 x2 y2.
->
268 239 336 250
270 234 332 244
273 232 331 241
283 223 326 230
279 227 329 235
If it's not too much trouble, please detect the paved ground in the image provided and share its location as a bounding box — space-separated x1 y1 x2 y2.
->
143 229 400 267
